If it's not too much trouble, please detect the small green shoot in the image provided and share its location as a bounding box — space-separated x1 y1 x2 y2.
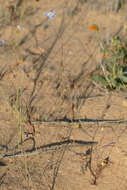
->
92 35 127 90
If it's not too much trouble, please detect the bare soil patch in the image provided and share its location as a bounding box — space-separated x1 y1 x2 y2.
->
0 0 127 190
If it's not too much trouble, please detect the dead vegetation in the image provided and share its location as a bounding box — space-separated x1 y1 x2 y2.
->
0 0 127 190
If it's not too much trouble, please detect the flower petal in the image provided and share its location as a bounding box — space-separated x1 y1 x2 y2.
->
0 40 5 44
49 16 53 20
45 11 56 19
90 24 99 31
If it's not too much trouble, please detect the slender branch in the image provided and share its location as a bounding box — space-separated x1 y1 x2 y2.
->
31 118 127 126
0 139 97 159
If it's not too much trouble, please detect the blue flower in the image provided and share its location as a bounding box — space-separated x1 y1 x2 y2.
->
25 132 29 137
45 11 56 20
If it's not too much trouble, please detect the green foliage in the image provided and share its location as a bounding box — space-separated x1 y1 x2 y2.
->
92 36 127 90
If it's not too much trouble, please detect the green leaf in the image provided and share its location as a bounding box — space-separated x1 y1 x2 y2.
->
106 64 113 73
92 74 108 86
111 78 117 87
120 76 127 83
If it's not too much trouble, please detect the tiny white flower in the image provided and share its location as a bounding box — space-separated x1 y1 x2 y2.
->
16 25 22 34
17 25 22 31
0 39 5 45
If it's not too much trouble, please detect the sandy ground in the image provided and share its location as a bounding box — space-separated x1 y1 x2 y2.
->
0 0 127 190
